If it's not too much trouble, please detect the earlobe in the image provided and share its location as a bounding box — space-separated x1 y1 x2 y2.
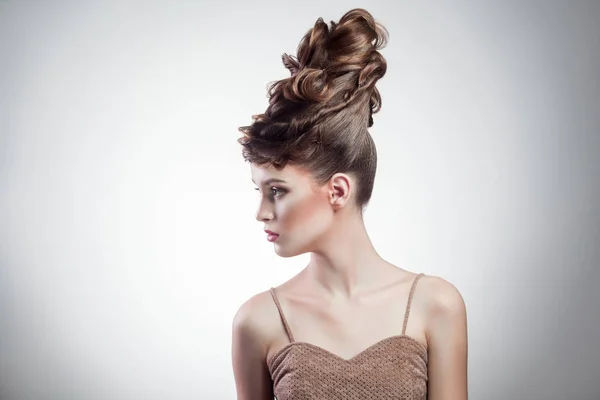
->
332 199 345 211
329 173 351 209
329 191 338 206
330 188 348 211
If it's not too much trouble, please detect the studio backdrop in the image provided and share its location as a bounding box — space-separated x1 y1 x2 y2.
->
1 1 599 399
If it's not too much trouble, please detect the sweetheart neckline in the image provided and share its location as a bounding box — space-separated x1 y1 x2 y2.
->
267 334 428 367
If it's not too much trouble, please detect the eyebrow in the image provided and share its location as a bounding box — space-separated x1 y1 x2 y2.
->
252 178 288 185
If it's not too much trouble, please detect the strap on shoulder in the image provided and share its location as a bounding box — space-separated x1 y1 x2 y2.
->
269 287 295 343
402 273 425 335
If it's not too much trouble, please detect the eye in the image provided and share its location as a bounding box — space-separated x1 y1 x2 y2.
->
253 186 286 198
270 186 286 198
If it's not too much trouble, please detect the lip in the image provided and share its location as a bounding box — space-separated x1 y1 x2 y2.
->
265 230 280 242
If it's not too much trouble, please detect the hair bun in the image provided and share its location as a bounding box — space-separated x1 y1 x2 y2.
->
274 8 388 111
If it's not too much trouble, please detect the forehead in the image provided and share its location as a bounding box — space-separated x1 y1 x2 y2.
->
250 163 312 185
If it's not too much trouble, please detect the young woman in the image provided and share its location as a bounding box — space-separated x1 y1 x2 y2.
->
231 8 468 400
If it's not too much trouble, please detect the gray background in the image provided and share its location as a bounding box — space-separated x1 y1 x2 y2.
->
1 1 599 399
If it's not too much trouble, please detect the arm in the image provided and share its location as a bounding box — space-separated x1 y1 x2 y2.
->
425 277 468 400
231 298 274 400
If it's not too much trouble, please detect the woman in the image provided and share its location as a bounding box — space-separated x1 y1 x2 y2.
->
232 8 468 400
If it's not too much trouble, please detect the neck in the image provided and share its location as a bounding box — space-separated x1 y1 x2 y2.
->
305 211 387 299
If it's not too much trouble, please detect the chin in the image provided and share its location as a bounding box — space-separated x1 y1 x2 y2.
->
274 243 306 258
274 245 297 258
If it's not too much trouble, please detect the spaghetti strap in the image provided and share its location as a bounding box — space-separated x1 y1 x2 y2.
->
402 273 425 335
269 287 295 343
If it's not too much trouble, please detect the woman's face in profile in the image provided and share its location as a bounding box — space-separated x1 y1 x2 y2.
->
251 163 334 258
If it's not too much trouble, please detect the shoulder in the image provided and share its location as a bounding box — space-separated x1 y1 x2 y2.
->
417 274 466 315
232 288 279 346
231 289 280 398
414 275 468 396
233 270 305 335
413 274 467 341
411 274 466 330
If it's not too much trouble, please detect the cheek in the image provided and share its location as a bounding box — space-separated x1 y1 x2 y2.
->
279 192 330 233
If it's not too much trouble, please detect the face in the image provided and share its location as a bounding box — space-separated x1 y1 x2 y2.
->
250 163 335 258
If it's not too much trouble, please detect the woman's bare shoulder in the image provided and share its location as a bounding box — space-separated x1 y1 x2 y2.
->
232 287 280 342
231 287 282 399
417 275 465 312
412 274 467 333
415 274 468 397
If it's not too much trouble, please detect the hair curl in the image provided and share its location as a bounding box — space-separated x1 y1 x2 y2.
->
238 8 388 210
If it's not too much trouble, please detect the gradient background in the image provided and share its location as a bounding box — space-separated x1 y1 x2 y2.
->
1 1 599 399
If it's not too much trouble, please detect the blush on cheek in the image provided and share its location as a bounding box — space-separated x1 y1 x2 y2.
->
283 192 330 237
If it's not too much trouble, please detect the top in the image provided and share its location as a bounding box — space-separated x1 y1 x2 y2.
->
267 273 428 399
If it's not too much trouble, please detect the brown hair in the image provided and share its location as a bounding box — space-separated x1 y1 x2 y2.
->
238 8 388 211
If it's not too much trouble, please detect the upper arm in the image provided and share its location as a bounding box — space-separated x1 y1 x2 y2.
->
231 296 274 400
424 276 468 400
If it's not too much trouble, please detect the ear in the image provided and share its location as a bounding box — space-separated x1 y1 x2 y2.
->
328 173 352 210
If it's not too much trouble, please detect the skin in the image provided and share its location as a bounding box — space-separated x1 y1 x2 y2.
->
231 162 468 399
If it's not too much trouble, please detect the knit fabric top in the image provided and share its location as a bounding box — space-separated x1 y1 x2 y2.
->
267 273 428 399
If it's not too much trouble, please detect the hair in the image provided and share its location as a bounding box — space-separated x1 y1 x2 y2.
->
238 8 388 211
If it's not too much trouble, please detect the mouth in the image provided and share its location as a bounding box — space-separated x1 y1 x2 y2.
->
265 230 280 242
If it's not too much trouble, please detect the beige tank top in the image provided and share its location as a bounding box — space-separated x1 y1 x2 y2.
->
267 273 428 399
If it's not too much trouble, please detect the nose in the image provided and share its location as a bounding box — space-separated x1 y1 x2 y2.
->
255 197 274 222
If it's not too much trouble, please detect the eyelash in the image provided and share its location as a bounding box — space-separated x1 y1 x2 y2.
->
255 186 286 198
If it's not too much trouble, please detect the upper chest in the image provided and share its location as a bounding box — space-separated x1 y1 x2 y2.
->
266 283 426 362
